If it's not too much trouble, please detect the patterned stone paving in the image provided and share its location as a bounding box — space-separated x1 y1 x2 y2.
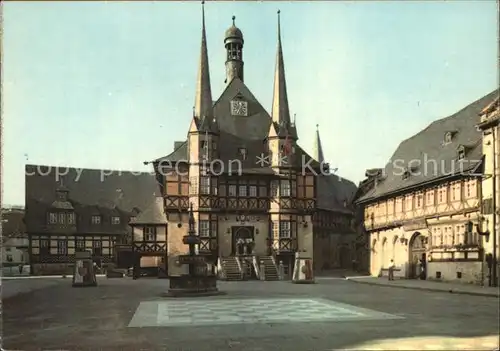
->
128 298 402 328
339 336 500 350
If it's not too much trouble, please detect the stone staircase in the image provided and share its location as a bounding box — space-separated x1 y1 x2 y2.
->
220 256 243 281
260 256 279 281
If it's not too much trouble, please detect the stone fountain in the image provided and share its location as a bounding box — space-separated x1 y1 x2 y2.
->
164 203 225 297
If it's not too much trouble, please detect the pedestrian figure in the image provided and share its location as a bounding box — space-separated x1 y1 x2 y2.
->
18 264 23 275
388 259 395 281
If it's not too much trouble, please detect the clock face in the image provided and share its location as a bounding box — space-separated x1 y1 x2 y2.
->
231 100 248 116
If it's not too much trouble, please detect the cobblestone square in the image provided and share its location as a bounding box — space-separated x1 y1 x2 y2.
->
2 278 499 350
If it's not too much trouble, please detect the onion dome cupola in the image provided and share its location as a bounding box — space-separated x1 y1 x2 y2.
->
224 16 244 84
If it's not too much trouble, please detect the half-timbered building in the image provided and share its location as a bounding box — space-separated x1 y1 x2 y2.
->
355 90 499 284
149 5 358 279
25 166 164 275
477 95 500 286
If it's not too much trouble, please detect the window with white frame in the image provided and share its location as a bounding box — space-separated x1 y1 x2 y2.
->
111 216 120 225
200 177 210 194
280 180 291 197
58 212 66 224
144 226 157 241
199 220 210 237
40 239 49 255
75 239 85 252
228 185 237 197
238 185 247 197
93 240 102 255
67 213 76 224
249 185 257 197
49 212 57 224
458 147 465 160
279 221 291 238
57 240 67 255
91 215 101 224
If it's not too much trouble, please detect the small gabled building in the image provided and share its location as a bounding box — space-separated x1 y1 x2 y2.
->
129 196 168 278
1 207 28 267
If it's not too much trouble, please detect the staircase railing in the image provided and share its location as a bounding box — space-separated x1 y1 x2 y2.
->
216 257 224 280
270 254 278 272
252 255 261 280
235 256 244 279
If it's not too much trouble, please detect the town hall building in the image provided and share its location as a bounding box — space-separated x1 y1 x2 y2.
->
24 5 361 278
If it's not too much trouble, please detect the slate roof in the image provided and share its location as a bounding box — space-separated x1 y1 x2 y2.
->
152 75 358 215
1 208 26 240
130 197 167 225
25 165 162 234
153 78 320 171
317 175 358 214
357 89 499 204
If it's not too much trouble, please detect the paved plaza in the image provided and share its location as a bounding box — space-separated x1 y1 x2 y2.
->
2 277 499 350
129 297 401 328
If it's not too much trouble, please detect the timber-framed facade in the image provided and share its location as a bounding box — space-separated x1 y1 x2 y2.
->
25 166 164 275
24 5 361 277
356 90 499 284
150 5 360 278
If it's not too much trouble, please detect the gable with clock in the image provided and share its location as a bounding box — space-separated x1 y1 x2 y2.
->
230 100 248 116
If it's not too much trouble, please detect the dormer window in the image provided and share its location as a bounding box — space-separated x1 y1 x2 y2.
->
129 216 137 223
238 147 247 160
91 215 101 225
111 216 121 225
48 212 57 224
443 131 457 145
444 132 452 144
457 145 466 160
67 213 75 225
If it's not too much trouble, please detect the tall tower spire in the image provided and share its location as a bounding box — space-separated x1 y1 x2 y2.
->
194 1 213 120
271 10 296 138
313 124 325 163
224 15 244 84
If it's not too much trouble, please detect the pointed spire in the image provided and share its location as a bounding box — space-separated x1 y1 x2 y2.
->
194 1 213 121
271 10 295 138
313 124 325 163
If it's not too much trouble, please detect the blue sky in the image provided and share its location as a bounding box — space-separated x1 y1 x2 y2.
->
2 1 498 206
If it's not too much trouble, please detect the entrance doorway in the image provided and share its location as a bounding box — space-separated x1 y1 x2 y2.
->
409 232 426 279
232 226 254 255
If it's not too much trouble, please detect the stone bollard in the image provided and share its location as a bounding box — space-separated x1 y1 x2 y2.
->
279 261 284 280
260 260 266 280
